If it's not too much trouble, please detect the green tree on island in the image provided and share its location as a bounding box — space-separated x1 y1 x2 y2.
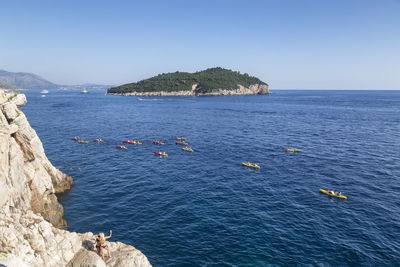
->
107 67 268 94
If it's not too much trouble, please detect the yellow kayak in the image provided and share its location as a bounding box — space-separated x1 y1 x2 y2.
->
182 147 194 152
176 137 186 140
319 189 347 199
78 140 88 144
242 162 260 169
154 152 168 157
285 148 300 152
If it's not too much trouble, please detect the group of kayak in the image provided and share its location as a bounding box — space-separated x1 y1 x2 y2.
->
154 137 194 157
73 136 194 157
73 137 346 199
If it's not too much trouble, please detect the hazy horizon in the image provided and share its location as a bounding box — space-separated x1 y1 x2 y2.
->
1 0 399 90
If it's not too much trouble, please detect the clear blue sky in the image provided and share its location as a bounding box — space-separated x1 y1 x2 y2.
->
1 0 399 89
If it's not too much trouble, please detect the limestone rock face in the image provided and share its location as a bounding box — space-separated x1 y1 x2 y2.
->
9 93 27 107
108 83 270 97
2 102 18 120
0 90 7 105
0 89 151 266
67 249 107 267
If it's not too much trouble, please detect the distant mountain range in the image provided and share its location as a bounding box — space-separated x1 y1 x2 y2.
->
0 69 111 90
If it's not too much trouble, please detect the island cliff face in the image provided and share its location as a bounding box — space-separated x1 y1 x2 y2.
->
108 83 270 97
0 90 151 266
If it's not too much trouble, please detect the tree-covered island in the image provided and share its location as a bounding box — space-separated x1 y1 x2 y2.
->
107 67 270 96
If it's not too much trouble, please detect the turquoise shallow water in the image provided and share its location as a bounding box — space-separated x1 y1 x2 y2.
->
22 90 400 266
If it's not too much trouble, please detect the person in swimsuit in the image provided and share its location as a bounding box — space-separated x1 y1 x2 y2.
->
95 230 112 260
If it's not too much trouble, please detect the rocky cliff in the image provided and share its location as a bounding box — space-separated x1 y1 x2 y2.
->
0 90 151 266
108 83 270 97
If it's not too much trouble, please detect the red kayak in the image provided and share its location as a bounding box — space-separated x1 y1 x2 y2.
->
93 138 104 142
176 142 188 146
116 145 127 150
153 141 165 145
123 140 142 145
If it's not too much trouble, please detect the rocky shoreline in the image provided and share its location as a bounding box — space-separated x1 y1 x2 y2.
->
0 90 151 266
107 83 270 97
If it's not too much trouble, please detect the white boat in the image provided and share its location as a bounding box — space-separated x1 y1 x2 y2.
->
81 89 88 94
41 90 49 94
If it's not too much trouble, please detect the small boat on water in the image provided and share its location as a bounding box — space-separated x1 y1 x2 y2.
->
176 142 189 146
319 189 347 199
72 137 79 141
78 140 89 144
176 137 186 140
285 148 301 152
242 162 260 169
81 89 88 94
154 151 168 157
41 90 49 94
93 139 104 142
153 141 164 145
182 147 194 152
122 140 142 145
116 145 127 150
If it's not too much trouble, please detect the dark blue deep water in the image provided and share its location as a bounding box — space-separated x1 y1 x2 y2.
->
21 90 400 266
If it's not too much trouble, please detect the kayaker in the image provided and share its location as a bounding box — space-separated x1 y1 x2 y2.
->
95 230 112 261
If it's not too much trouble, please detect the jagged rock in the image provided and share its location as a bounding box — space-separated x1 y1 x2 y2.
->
13 131 35 162
8 124 19 134
258 84 269 94
0 93 152 266
2 102 18 121
9 93 27 107
66 249 107 267
104 242 151 267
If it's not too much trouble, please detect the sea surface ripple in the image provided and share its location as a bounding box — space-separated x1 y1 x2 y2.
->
21 90 400 266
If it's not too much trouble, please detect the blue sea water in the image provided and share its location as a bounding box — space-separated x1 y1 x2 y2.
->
21 90 400 266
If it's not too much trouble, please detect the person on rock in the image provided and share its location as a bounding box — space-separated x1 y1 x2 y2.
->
95 230 112 260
